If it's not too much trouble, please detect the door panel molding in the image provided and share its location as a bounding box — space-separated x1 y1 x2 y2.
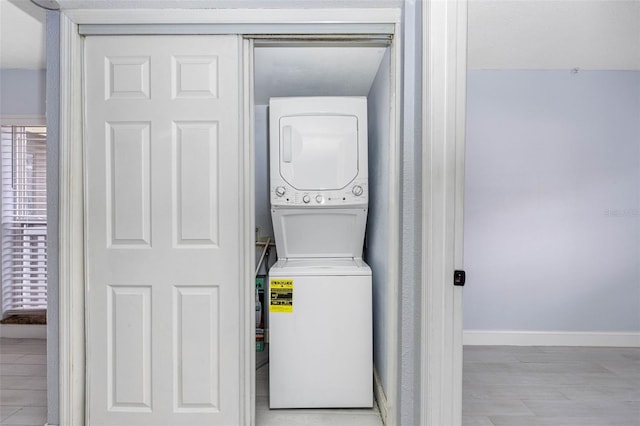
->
84 34 242 425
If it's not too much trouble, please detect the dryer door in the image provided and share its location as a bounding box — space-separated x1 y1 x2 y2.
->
279 114 359 191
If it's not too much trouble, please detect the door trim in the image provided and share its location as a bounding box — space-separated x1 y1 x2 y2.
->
58 12 85 426
57 7 402 426
78 23 396 35
421 0 467 425
241 36 256 425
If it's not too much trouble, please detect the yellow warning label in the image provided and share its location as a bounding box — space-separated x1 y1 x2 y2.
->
270 279 293 313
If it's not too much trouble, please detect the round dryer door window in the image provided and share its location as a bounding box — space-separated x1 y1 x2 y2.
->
279 114 359 191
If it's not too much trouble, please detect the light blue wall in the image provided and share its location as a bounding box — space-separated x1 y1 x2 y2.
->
254 105 274 248
0 69 46 116
45 10 60 426
464 70 640 332
365 47 391 393
398 1 421 424
254 105 277 278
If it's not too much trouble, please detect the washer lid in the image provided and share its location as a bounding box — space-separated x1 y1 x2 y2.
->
269 258 371 276
271 207 368 259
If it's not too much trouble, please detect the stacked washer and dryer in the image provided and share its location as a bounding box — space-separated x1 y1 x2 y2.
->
268 97 373 409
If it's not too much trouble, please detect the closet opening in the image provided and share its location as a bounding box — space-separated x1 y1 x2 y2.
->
250 36 399 423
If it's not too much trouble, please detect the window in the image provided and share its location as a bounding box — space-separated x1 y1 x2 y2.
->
1 125 47 315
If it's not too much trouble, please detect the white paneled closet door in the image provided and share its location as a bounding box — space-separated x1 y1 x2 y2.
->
84 35 242 426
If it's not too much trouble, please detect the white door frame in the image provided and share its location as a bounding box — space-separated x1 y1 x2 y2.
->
421 1 467 425
242 36 256 426
56 6 405 426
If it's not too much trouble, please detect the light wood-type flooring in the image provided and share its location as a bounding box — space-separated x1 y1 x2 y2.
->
1 338 638 425
463 345 640 425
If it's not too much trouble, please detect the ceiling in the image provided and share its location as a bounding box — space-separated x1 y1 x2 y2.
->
1 0 639 71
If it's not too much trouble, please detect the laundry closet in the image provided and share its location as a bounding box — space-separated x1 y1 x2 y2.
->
252 41 397 412
63 6 401 425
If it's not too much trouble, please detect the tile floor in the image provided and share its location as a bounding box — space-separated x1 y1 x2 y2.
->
1 339 639 426
463 346 640 426
0 338 47 426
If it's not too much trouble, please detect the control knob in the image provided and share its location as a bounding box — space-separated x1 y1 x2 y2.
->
302 194 311 204
275 186 286 197
315 195 324 204
352 185 364 196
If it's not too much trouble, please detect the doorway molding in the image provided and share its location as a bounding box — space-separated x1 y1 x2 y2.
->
421 1 468 425
57 6 403 426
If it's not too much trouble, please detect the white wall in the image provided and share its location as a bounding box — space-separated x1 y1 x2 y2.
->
464 70 640 335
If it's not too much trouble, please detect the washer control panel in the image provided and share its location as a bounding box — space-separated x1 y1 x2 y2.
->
271 179 368 207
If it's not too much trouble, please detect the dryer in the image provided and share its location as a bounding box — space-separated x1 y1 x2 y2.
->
268 97 373 408
269 96 369 210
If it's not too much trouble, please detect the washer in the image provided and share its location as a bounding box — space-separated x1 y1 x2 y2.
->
268 259 372 408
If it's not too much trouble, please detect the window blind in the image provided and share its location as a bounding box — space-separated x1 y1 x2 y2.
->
1 125 47 314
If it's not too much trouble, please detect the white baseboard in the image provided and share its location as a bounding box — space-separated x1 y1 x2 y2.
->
0 324 47 339
373 367 388 426
463 330 640 347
